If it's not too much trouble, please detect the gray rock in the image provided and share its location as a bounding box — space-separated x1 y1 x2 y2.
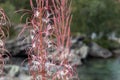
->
4 65 20 77
5 24 31 56
3 64 31 80
75 44 89 59
5 35 31 56
112 49 120 57
68 50 82 66
0 76 19 80
88 42 112 58
69 36 89 66
18 74 32 80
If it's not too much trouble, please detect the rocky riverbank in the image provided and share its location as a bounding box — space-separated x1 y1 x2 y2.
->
1 24 120 80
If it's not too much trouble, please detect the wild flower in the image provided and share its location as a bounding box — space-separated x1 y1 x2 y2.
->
19 0 78 80
0 7 10 77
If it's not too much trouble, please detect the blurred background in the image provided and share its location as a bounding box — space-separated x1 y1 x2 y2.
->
0 0 120 80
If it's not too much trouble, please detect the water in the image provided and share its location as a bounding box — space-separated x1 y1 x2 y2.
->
78 58 120 80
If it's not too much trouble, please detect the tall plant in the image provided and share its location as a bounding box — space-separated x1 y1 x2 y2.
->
0 7 10 76
19 0 77 80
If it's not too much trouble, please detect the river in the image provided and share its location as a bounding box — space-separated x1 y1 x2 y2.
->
78 58 120 80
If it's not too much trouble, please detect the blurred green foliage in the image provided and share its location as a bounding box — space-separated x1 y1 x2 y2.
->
93 39 120 49
1 0 120 36
0 0 31 24
0 1 21 23
71 0 120 37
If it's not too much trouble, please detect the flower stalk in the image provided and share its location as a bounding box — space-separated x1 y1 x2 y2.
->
20 0 77 80
0 7 10 76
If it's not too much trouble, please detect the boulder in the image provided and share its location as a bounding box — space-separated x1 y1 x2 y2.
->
112 49 120 57
3 64 31 80
18 74 32 80
88 42 112 58
5 24 31 56
69 35 89 66
68 50 82 66
71 35 85 49
71 35 89 59
4 65 20 77
75 44 89 59
5 35 31 56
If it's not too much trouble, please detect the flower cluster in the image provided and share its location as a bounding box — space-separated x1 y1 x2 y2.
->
20 0 77 80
